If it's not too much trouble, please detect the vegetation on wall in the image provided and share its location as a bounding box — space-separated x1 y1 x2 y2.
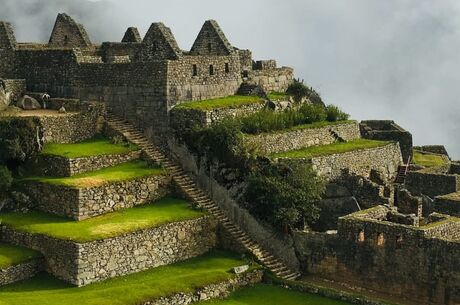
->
243 162 325 231
286 79 324 105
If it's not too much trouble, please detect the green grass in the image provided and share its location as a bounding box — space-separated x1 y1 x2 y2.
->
0 243 42 269
174 95 264 111
413 151 447 167
0 251 257 305
41 136 139 158
271 139 390 159
267 92 289 101
20 160 165 188
0 198 205 243
197 284 352 305
261 120 356 134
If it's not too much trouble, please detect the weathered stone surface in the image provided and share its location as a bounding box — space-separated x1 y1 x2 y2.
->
36 150 141 177
244 121 361 155
17 95 41 110
0 258 44 286
23 174 171 220
1 216 217 286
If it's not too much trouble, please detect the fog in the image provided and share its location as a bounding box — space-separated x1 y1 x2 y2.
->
1 0 459 158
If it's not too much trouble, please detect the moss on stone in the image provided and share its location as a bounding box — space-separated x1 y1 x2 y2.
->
0 243 42 269
270 139 390 159
175 95 264 111
0 197 206 242
267 92 289 101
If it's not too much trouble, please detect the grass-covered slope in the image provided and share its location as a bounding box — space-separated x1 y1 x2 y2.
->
0 243 42 269
413 151 447 168
175 95 264 111
41 136 139 158
0 198 205 243
20 160 165 188
0 251 257 305
271 139 390 159
197 284 353 305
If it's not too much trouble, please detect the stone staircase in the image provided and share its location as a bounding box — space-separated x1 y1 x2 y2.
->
395 158 411 184
106 113 301 281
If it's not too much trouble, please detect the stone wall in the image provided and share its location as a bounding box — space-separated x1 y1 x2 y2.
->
244 121 361 155
168 139 301 272
1 216 217 286
360 120 413 163
246 67 294 93
281 142 402 181
145 269 263 305
0 258 44 286
2 79 26 102
170 101 265 130
406 170 460 197
434 193 460 217
293 207 460 305
37 150 141 177
167 54 242 105
23 174 171 220
0 22 16 78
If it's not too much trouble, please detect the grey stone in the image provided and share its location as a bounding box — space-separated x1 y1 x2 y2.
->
17 95 41 110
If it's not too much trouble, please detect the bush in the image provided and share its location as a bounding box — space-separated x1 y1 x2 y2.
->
325 105 350 122
0 165 12 194
287 80 324 105
0 117 42 163
243 162 325 231
299 103 327 123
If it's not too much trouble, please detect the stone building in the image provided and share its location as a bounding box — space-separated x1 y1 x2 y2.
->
0 13 293 143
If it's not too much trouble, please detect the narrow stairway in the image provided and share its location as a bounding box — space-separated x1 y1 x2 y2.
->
105 113 301 281
394 157 411 184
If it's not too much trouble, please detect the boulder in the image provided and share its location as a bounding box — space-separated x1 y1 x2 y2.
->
17 95 41 110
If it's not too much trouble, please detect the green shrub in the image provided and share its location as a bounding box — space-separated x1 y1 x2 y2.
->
243 162 325 231
299 103 327 123
0 117 42 163
325 105 350 122
286 80 324 105
0 165 13 193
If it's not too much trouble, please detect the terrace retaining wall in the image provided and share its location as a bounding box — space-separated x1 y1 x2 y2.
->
279 142 402 181
244 121 361 155
1 216 217 286
406 171 460 197
37 150 141 177
0 257 44 286
23 174 170 220
170 102 265 130
144 269 263 305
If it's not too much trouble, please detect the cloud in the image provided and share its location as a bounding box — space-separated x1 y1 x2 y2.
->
1 0 460 158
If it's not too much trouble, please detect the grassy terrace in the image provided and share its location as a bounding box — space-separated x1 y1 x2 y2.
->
0 243 42 269
254 120 356 135
271 139 390 159
41 136 139 158
0 251 257 305
413 151 448 168
20 160 165 188
174 95 264 111
267 92 289 101
197 284 353 305
0 198 205 243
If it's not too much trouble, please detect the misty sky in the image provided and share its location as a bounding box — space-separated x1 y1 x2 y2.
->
1 0 459 158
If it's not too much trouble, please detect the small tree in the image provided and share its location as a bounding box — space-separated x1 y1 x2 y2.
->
244 161 325 232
